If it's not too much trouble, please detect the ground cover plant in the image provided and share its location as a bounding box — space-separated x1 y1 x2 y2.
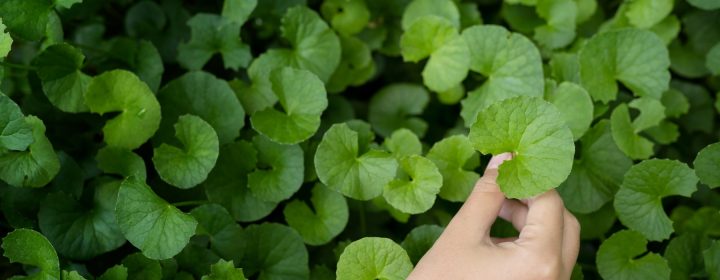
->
0 0 719 279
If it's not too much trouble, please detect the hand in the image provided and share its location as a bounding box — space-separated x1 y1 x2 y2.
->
408 153 580 280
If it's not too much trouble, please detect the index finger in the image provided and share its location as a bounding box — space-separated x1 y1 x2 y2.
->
515 189 565 253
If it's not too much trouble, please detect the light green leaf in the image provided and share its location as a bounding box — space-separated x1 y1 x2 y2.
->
460 25 544 126
610 104 655 160
315 123 398 200
383 129 422 159
239 223 309 280
326 35 375 93
202 260 246 280
704 241 720 280
549 52 580 84
664 234 709 280
177 14 251 71
401 0 460 30
401 225 443 264
336 237 413 280
534 0 577 49
625 0 673 28
649 15 680 45
579 29 670 102
368 84 429 138
116 176 198 260
694 142 720 188
54 0 81 9
469 96 575 199
546 81 594 140
33 43 89 113
2 229 60 280
157 71 245 145
191 204 245 262
628 97 666 132
558 121 632 213
96 146 147 180
250 67 328 144
400 16 458 62
320 0 371 36
38 180 125 260
0 92 33 151
707 42 720 75
222 0 257 25
383 155 442 214
247 135 304 202
153 115 219 189
661 89 689 118
204 141 278 222
61 271 87 280
85 70 161 150
427 135 479 202
596 230 670 280
284 183 349 245
0 19 11 58
0 0 52 41
422 35 469 93
614 159 699 241
689 0 720 10
645 121 679 145
0 116 60 188
97 265 127 280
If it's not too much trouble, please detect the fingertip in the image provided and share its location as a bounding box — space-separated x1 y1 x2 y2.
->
486 152 513 171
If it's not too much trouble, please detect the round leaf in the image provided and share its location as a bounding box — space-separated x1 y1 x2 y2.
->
33 43 91 113
190 204 245 262
401 225 443 264
336 237 413 280
596 230 670 280
0 92 32 151
426 135 479 202
2 229 60 279
96 146 147 180
401 0 460 30
546 81 594 140
383 155 442 214
283 183 349 245
177 14 251 71
694 142 720 188
247 135 304 202
368 84 430 138
320 0 370 36
610 104 655 160
0 116 60 188
239 223 309 280
0 0 52 41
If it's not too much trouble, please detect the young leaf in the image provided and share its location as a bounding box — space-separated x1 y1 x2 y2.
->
153 115 219 189
326 35 375 93
534 0 577 49
116 176 198 260
250 67 328 144
614 159 699 241
546 81 594 140
610 104 655 160
190 204 245 263
0 19 11 58
315 123 398 200
383 128 422 159
33 43 91 113
401 225 443 264
222 0 257 25
2 228 60 280
0 116 60 188
661 89 690 118
694 142 720 188
336 237 413 280
628 97 666 132
469 96 575 199
460 25 544 126
0 92 33 151
202 260 246 280
96 146 147 180
426 135 479 202
401 0 460 30
320 0 370 36
596 230 671 280
579 29 670 102
157 71 245 145
0 0 52 41
239 223 309 280
624 0 673 28
383 155 442 214
84 70 161 150
177 14 251 71
283 183 349 245
247 135 304 202
368 84 430 138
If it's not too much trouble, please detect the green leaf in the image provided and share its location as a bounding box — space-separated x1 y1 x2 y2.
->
315 123 398 200
103 39 165 93
579 29 670 102
401 0 460 30
645 121 680 145
336 237 413 280
689 0 720 10
202 260 246 280
326 35 375 93
610 104 654 160
460 25 544 126
614 159 699 241
628 97 666 132
427 135 479 202
0 19 12 58
96 146 147 180
33 44 90 113
61 271 87 280
239 223 309 280
0 92 33 151
157 71 245 145
469 96 575 199
204 141 277 222
84 70 161 150
549 52 580 84
177 14 251 71
383 155 442 214
121 253 161 280
576 202 617 240
2 229 60 280
284 183 349 245
0 0 52 41
664 234 709 280
97 265 128 280
116 176 198 260
694 142 720 188
38 180 125 260
55 0 82 9
534 0 577 49
558 120 632 213
368 84 430 138
250 67 328 144
190 204 245 262
401 225 443 264
707 42 720 76
383 128 422 159
320 0 371 36
0 116 60 188
596 230 670 280
153 115 219 189
625 0 673 28
247 135 304 202
546 81 594 140
661 89 689 118
704 241 720 280
222 0 257 25
673 207 720 237
675 80 716 134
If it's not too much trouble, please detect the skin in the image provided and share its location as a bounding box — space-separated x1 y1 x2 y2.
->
408 153 580 280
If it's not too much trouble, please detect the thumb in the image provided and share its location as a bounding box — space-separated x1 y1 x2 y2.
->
441 153 513 243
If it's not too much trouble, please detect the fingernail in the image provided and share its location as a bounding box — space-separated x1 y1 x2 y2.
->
487 152 513 170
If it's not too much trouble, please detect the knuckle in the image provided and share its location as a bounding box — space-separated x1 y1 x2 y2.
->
532 258 563 280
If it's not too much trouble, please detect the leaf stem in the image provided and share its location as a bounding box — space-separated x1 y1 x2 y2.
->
171 200 208 207
0 61 35 71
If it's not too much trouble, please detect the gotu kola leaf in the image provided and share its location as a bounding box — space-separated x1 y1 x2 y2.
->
336 237 413 280
153 115 219 189
202 259 246 280
401 224 443 264
247 135 304 203
596 230 671 280
0 19 12 59
0 92 33 151
0 116 60 188
614 159 699 241
177 14 251 71
222 0 257 25
33 43 91 113
368 84 430 138
96 146 147 180
283 183 348 246
315 123 398 200
694 142 720 188
545 81 594 140
320 0 370 36
84 70 161 150
401 0 460 30
238 223 309 280
2 228 60 280
426 135 480 202
190 204 244 262
610 103 656 160
0 0 52 41
250 67 328 144
116 176 198 260
383 128 422 159
468 96 574 199
383 155 443 214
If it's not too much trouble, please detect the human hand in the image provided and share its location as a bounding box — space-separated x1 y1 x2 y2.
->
408 153 580 280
